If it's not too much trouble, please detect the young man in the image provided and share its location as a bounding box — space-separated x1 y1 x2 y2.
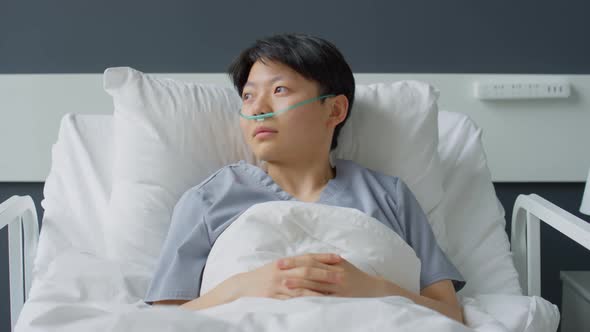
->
145 33 465 323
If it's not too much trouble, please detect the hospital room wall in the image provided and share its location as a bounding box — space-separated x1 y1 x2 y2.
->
2 0 590 330
1 1 589 74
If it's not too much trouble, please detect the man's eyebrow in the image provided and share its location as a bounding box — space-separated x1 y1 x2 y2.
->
244 75 287 88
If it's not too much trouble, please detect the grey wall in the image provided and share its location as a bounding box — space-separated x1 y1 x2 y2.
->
2 0 590 330
1 0 589 74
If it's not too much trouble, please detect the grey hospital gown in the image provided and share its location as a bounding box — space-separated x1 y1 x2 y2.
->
144 159 465 303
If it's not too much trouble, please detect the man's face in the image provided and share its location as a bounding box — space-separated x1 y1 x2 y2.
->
239 60 335 163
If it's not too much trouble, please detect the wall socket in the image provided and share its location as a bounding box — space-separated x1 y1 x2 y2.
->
474 81 571 100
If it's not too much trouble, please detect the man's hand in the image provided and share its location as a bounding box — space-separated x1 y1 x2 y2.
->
280 255 384 297
230 253 344 300
180 253 343 310
280 256 464 323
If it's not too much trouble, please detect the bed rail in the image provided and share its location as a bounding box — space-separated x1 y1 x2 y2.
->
0 195 39 331
511 194 590 296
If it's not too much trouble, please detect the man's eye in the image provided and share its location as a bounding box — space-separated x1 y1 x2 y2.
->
242 93 251 100
274 86 286 93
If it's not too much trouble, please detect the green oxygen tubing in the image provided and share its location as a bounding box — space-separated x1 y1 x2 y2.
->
239 94 335 122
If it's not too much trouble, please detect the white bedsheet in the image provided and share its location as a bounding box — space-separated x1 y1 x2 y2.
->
17 250 515 332
17 249 558 332
24 113 559 332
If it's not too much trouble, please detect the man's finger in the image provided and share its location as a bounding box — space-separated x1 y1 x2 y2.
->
284 278 338 294
310 253 342 264
283 266 342 284
286 287 325 298
278 253 342 269
278 258 344 272
272 294 291 300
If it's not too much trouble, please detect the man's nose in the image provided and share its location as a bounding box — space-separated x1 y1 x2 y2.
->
249 97 273 116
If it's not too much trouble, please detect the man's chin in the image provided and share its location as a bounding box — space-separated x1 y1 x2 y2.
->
252 147 274 162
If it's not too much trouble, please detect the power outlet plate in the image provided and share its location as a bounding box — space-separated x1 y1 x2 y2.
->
474 81 571 100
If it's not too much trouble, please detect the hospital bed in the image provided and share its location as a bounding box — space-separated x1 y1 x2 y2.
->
2 71 588 331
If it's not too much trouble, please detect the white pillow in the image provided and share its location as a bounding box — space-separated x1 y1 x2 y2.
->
437 111 521 296
103 67 256 268
103 67 446 269
201 201 421 295
335 82 443 215
38 115 113 274
335 81 448 252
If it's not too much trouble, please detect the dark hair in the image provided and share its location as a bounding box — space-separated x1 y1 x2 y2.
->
228 33 355 151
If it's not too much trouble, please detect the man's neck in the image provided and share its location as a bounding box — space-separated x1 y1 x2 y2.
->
265 155 335 202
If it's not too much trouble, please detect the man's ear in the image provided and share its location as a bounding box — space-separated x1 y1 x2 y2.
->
326 95 349 128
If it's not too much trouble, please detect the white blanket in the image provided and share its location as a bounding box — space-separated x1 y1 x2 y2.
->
17 249 561 332
16 203 558 332
202 201 420 295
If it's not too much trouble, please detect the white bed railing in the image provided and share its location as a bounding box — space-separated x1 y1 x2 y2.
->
511 194 590 296
0 195 39 331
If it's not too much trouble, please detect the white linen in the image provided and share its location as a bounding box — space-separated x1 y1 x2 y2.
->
335 81 444 215
18 250 508 332
437 111 522 296
36 114 112 273
29 111 560 331
102 67 447 271
103 67 255 269
464 295 560 332
437 110 559 332
201 201 421 295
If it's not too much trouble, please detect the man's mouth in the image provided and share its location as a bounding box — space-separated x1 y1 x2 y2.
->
253 126 278 137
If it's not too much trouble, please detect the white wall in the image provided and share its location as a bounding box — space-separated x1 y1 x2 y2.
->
1 73 589 182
